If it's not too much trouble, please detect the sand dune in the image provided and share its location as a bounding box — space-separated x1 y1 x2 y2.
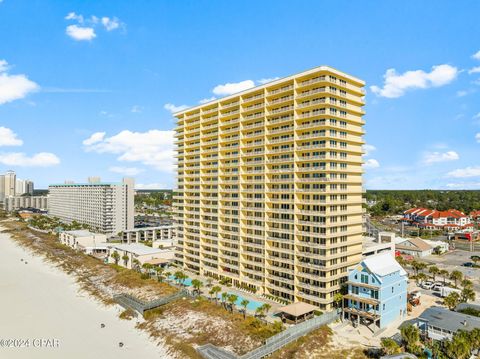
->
0 230 173 359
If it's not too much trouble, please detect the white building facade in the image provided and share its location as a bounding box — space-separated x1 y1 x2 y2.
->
48 178 134 236
3 195 48 212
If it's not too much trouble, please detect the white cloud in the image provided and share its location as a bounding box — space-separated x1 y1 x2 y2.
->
109 166 143 176
468 66 480 74
472 50 480 60
101 17 120 31
135 183 168 190
66 25 96 41
257 77 280 85
131 105 142 113
371 64 458 98
65 12 84 23
363 144 376 156
0 127 23 146
213 80 255 96
457 90 468 97
82 132 106 146
83 129 174 171
446 182 480 189
0 152 60 167
423 151 459 164
447 166 480 178
199 97 216 104
164 103 188 113
0 60 39 105
476 133 480 142
364 159 380 169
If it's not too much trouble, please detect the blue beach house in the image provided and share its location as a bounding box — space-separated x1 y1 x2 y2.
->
343 253 407 331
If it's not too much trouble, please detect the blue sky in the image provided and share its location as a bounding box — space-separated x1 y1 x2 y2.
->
1 0 480 189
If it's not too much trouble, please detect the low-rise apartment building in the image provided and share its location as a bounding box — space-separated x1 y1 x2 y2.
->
404 208 471 229
48 177 134 236
343 253 407 330
106 243 175 269
121 225 176 248
60 230 107 254
3 195 48 212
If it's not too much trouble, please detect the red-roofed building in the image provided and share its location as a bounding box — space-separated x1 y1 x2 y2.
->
470 211 480 223
404 208 471 229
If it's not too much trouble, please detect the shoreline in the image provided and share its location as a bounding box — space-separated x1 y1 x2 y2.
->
0 227 173 359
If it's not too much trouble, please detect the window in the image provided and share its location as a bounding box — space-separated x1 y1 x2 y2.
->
361 274 369 284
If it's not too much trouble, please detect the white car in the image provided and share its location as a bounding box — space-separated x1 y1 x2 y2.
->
421 281 434 290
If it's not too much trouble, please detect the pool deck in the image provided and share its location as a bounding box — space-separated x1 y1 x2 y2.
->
169 268 282 320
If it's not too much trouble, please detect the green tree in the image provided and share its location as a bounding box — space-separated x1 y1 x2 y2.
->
333 293 343 309
221 292 228 309
461 287 476 303
132 259 141 272
450 270 463 288
143 263 153 277
240 299 250 319
381 338 400 355
428 265 440 281
121 254 129 267
416 272 428 285
444 291 460 310
227 294 238 313
110 250 120 265
445 331 472 359
210 286 221 303
411 260 427 276
191 279 203 296
461 279 473 289
155 266 164 282
439 269 450 285
400 324 420 353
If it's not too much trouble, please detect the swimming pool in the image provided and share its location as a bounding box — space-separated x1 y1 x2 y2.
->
217 293 264 311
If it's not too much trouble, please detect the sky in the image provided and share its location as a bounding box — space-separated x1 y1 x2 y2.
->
1 0 480 190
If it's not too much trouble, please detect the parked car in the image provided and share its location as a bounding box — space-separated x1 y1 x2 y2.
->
421 281 435 290
431 283 443 292
462 262 474 267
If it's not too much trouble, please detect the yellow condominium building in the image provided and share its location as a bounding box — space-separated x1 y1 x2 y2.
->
173 66 365 310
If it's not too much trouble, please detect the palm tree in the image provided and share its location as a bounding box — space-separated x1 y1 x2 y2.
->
206 278 213 288
445 332 472 359
240 299 250 319
444 291 460 310
121 254 129 267
155 266 164 282
221 292 228 309
227 294 238 313
439 269 449 285
450 270 463 288
461 287 476 303
142 263 153 277
191 279 203 296
461 279 473 289
428 265 440 281
262 303 272 316
111 250 120 265
132 259 141 272
400 324 420 353
211 286 221 303
416 272 427 285
174 270 186 285
411 260 427 276
333 293 343 310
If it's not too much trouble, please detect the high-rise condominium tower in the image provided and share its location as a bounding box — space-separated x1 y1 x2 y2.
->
174 66 365 309
48 177 135 236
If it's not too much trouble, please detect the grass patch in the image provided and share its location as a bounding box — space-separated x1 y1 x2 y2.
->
119 308 136 320
142 306 165 320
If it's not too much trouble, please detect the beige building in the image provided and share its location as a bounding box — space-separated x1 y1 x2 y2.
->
121 224 176 248
173 66 365 309
48 177 135 236
3 195 48 212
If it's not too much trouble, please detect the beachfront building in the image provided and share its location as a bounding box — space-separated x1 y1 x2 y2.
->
121 224 176 248
173 66 365 310
3 195 48 212
60 230 107 254
48 177 134 236
344 253 407 330
106 243 175 269
0 170 16 201
417 306 480 341
15 179 34 196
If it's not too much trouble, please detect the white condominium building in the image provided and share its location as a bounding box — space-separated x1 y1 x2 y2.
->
173 66 365 310
48 177 135 236
0 170 17 201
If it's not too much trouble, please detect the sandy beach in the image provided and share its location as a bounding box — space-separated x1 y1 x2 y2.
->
0 229 173 359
